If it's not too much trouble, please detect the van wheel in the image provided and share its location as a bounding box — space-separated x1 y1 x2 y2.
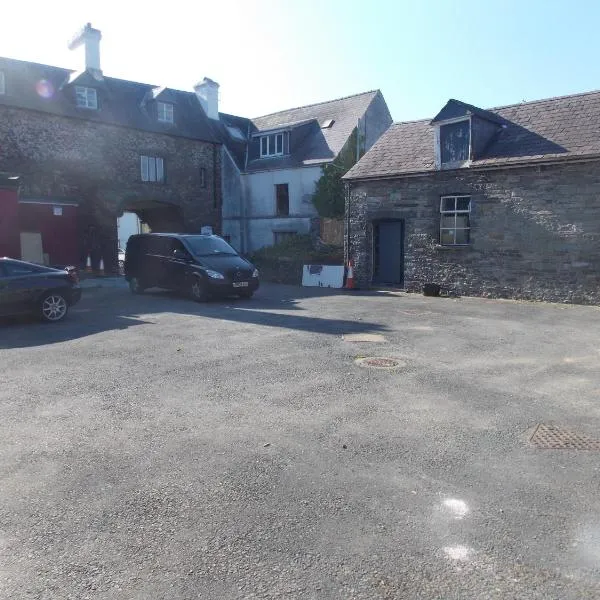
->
129 277 145 294
190 279 208 302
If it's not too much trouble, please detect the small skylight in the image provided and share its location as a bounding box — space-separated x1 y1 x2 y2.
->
321 119 334 129
226 126 246 141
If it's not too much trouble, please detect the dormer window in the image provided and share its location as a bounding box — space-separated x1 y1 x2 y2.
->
260 132 285 158
0 71 5 95
157 101 174 123
75 86 97 109
439 119 470 166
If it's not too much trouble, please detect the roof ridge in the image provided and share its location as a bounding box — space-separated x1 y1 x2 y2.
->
252 89 379 120
489 88 600 111
390 88 600 127
391 117 432 125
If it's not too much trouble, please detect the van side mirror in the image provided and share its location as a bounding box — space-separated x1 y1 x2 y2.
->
173 249 189 261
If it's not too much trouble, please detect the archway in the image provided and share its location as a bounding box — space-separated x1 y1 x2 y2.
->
118 199 185 233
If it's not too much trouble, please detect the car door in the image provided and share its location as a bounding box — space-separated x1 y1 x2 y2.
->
0 263 11 316
168 239 193 291
0 261 43 315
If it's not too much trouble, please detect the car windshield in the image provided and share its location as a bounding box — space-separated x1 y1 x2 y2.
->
184 236 237 256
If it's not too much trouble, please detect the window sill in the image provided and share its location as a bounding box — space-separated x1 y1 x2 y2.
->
434 244 471 250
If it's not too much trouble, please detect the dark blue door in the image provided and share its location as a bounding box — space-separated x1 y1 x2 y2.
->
373 220 404 286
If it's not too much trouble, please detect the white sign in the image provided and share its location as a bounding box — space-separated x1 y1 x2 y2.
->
302 265 344 288
201 226 213 235
53 206 63 216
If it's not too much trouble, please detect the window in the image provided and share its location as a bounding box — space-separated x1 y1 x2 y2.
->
185 236 237 256
226 126 246 141
140 156 165 182
157 102 174 123
440 120 470 164
75 86 97 109
275 184 289 216
440 195 471 245
200 167 207 188
0 71 5 95
260 132 285 158
274 231 296 245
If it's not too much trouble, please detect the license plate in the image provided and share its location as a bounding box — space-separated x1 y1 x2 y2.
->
233 281 249 288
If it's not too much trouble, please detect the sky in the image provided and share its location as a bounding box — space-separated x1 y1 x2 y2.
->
2 0 599 121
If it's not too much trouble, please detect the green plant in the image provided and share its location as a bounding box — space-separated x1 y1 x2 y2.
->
312 128 364 218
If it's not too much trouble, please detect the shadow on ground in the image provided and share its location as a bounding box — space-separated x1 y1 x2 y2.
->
0 283 387 349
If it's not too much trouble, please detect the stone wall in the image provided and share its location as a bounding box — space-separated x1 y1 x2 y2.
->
347 161 600 304
0 105 221 272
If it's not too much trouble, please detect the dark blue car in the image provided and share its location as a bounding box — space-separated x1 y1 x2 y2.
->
0 258 82 322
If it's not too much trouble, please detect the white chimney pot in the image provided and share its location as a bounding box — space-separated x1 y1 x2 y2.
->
194 77 220 120
68 23 102 73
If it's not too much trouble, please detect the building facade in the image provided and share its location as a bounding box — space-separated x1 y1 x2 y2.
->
0 24 221 272
219 91 393 253
344 95 600 304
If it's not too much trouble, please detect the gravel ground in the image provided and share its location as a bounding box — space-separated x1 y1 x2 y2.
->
1 284 599 599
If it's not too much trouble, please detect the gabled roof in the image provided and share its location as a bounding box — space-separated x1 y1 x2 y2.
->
345 90 600 180
431 99 504 125
0 56 219 143
246 90 381 171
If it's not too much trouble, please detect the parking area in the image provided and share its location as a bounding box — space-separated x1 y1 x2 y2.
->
1 284 599 599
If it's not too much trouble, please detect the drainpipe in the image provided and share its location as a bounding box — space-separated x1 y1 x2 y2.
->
213 143 218 230
241 122 251 254
345 181 351 266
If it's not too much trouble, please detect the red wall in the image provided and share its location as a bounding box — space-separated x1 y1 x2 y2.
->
19 203 79 266
0 188 21 258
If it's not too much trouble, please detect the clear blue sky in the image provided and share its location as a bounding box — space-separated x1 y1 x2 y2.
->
2 0 599 121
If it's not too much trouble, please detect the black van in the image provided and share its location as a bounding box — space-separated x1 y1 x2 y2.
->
124 233 259 300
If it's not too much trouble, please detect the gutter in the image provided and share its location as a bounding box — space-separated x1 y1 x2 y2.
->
344 154 600 183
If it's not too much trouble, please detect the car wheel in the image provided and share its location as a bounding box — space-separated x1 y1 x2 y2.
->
190 278 208 302
238 290 254 299
129 277 145 294
40 292 68 322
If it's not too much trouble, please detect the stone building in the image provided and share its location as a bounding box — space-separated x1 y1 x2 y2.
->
343 94 600 304
0 24 221 272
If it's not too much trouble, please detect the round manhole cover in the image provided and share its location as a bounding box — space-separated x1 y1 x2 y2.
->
355 357 405 369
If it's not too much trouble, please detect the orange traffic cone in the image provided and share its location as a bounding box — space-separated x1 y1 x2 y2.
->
345 260 355 289
98 257 105 276
85 254 92 273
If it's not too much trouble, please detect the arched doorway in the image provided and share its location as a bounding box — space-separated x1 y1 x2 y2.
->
118 199 185 234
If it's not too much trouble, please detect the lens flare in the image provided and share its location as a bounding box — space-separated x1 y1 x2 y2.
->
36 79 54 99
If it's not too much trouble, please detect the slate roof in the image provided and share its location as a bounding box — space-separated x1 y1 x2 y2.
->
0 56 219 143
345 90 600 180
245 91 380 172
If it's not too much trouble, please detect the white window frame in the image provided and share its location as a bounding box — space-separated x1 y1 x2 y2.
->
434 117 471 170
260 132 285 158
440 195 471 246
0 71 5 95
75 86 97 109
157 101 174 123
141 155 165 183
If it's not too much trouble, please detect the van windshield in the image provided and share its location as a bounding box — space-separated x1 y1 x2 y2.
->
184 236 237 256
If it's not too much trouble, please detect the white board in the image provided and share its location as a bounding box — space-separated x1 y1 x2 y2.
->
302 265 344 288
20 232 44 264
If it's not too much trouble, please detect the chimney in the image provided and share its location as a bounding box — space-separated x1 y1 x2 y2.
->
194 77 220 120
68 23 102 74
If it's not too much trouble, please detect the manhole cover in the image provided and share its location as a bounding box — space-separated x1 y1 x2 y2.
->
355 357 404 369
529 424 600 450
